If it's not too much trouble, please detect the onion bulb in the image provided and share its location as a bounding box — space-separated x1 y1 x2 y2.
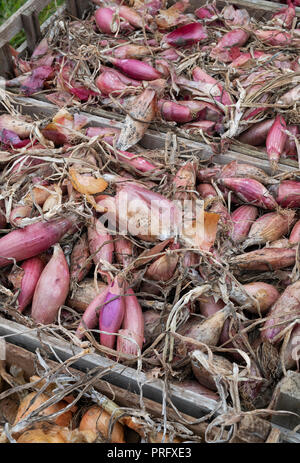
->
79 405 125 443
14 392 73 428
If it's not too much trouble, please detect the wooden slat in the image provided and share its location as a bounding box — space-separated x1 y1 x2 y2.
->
0 0 55 50
271 423 300 444
271 371 300 432
76 0 91 19
14 96 298 176
21 10 42 54
0 44 14 79
266 428 282 443
65 0 79 17
85 102 300 175
17 5 67 56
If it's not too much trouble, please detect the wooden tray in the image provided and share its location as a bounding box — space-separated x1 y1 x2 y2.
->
1 0 299 170
0 0 299 442
0 95 299 442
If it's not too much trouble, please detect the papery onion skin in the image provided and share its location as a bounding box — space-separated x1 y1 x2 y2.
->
143 309 163 346
88 218 114 274
289 220 300 244
254 30 293 46
178 308 229 351
0 114 34 138
114 237 135 267
67 279 107 312
14 392 73 428
266 115 287 172
197 166 222 183
9 205 33 227
210 29 249 62
119 5 149 30
192 66 232 106
145 252 178 281
284 125 299 158
191 351 233 391
79 405 125 443
230 282 280 314
261 280 300 344
279 85 300 106
230 247 296 271
271 2 296 29
220 160 276 185
209 201 231 226
243 210 295 248
70 233 92 284
198 295 225 317
197 183 217 199
280 323 300 370
173 162 197 189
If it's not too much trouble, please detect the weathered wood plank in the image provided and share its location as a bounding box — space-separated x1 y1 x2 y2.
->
0 43 15 79
271 423 300 443
65 0 78 17
21 11 42 54
17 5 67 56
271 371 300 432
0 0 54 50
266 427 282 443
75 0 91 19
13 95 299 176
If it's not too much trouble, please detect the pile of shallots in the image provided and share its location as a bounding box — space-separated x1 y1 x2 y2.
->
4 0 300 173
0 101 299 413
0 0 299 418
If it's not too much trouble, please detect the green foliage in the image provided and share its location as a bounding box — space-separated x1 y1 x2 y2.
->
0 0 64 48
